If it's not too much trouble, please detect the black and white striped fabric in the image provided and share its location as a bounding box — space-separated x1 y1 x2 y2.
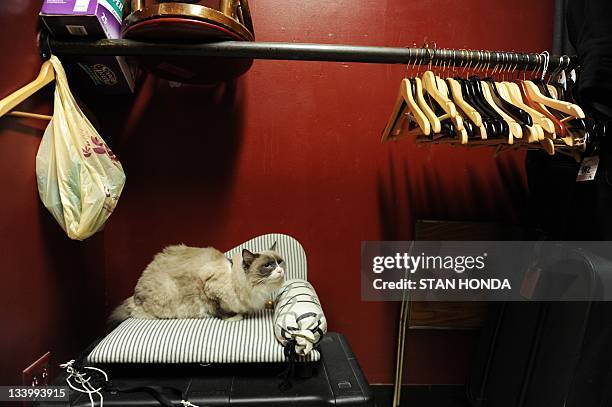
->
88 233 319 364
88 311 320 363
225 233 307 281
274 279 327 356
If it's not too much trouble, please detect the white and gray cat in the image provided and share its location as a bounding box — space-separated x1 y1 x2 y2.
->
109 242 285 326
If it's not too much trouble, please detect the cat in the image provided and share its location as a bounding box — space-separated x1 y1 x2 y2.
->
109 242 285 327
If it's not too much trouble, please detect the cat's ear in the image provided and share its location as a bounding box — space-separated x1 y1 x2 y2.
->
269 241 277 252
242 248 256 268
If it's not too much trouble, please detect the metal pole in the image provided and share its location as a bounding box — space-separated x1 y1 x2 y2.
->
46 38 572 70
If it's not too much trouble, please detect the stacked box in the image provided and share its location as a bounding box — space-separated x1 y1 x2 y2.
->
40 0 136 93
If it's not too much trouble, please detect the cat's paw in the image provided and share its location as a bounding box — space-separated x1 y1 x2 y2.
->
223 314 243 322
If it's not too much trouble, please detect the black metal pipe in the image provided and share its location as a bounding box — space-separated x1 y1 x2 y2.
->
47 38 572 70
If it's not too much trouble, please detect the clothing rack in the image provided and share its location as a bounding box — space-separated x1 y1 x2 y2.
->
44 37 573 71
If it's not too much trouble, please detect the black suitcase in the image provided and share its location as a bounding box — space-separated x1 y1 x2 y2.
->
467 249 612 407
39 332 373 407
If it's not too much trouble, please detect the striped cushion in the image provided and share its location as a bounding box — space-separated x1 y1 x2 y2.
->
88 311 320 364
88 233 317 364
274 279 327 356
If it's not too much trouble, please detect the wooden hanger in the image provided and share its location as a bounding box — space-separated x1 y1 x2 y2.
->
523 80 585 118
399 79 430 136
481 81 521 143
422 70 457 119
447 78 482 126
518 80 564 139
0 60 55 121
496 83 542 142
447 78 487 140
382 79 431 142
413 77 441 134
501 82 554 135
436 77 467 143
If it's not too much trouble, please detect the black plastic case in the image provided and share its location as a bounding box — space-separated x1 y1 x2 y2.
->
39 332 373 406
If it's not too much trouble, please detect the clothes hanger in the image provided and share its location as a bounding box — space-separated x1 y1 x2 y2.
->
493 54 541 142
485 78 532 126
381 78 431 142
502 82 554 134
408 52 442 134
423 72 457 120
497 83 543 142
460 76 498 137
484 53 533 127
448 78 487 139
0 60 55 121
413 77 442 134
436 77 467 142
400 79 430 135
522 53 588 144
523 79 584 118
381 91 412 142
421 48 457 120
447 78 482 127
464 53 506 138
476 54 521 141
452 51 498 137
482 80 521 142
516 55 563 139
520 80 564 138
441 52 483 140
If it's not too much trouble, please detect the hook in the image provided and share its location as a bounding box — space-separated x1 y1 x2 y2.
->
532 53 540 79
540 51 550 82
512 53 519 79
460 49 469 78
38 29 52 61
411 42 419 76
427 46 434 72
475 50 482 75
404 45 412 78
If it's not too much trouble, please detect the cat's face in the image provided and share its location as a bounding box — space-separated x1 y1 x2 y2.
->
241 244 285 288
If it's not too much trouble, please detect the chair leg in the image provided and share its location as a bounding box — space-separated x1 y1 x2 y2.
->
220 0 238 19
393 299 411 407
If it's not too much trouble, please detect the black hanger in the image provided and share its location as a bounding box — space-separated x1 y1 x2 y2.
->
424 86 458 139
444 78 477 139
440 119 456 139
484 77 533 126
458 77 499 137
465 77 505 137
469 76 509 138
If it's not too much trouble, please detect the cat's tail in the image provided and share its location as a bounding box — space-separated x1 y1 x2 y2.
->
107 296 135 331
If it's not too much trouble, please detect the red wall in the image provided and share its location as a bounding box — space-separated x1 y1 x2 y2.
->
0 1 108 386
0 0 553 386
103 0 554 384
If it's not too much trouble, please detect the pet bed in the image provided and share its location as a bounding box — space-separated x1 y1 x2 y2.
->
88 233 327 365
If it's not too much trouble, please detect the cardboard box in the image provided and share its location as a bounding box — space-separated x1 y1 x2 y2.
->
40 1 136 94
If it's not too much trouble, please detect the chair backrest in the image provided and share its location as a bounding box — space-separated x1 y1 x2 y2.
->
224 233 307 281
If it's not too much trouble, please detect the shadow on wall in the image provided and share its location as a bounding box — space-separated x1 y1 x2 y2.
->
120 75 244 188
39 211 107 371
96 74 247 312
377 145 529 232
377 151 414 241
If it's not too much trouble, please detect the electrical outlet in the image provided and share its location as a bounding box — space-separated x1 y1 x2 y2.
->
22 352 51 387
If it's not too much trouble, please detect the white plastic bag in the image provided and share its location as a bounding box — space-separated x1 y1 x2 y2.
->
36 56 126 240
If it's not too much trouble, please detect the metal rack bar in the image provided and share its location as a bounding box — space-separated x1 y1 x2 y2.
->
46 38 573 70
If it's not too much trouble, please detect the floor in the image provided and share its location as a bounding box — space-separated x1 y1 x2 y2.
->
371 385 471 407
